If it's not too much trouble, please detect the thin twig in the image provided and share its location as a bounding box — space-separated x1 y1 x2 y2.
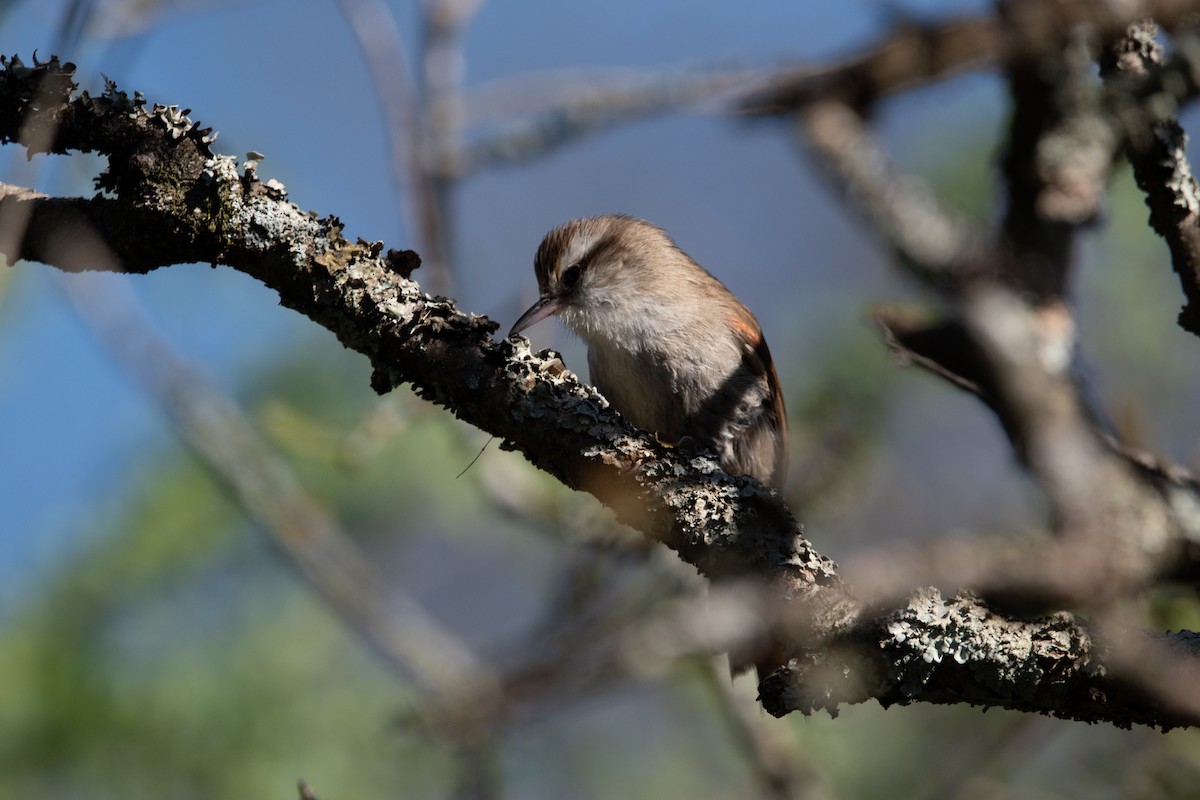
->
334 0 455 296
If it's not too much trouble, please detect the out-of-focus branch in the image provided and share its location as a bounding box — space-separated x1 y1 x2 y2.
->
794 100 988 288
335 0 455 296
982 18 1174 546
446 67 760 177
798 90 1134 550
869 303 1200 608
699 660 825 800
741 0 1200 116
742 14 998 115
778 3 1200 606
998 26 1108 299
58 271 495 700
957 286 1170 541
742 1 1200 334
403 533 703 735
842 521 1200 613
410 0 484 293
450 735 500 800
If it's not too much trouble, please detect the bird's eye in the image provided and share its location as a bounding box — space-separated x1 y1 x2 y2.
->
562 263 583 289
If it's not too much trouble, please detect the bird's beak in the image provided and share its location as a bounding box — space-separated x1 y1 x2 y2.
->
509 294 567 338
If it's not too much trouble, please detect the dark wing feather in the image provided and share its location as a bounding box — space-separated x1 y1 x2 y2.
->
725 309 789 488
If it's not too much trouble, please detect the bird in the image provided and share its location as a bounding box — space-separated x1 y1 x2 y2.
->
509 214 787 486
509 214 790 679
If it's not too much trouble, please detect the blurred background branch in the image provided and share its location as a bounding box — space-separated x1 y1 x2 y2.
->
58 271 497 699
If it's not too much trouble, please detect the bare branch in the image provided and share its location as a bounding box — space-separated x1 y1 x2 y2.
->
780 6 1200 620
998 26 1110 299
334 0 458 295
794 101 988 287
741 0 1200 116
742 14 998 114
699 660 825 800
449 67 761 176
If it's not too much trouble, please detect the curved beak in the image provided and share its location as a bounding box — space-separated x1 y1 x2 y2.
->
509 294 567 338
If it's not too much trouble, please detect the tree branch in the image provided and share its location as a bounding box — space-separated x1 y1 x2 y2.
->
0 52 855 667
740 0 1200 116
772 1 1200 611
4 54 1200 729
1102 21 1200 336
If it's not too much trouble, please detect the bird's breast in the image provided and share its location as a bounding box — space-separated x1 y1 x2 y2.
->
585 341 690 441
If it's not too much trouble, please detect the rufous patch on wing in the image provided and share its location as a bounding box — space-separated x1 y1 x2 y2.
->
727 315 762 347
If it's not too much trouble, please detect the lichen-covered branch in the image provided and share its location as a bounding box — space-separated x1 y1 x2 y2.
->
0 53 855 659
1102 21 1200 336
623 582 1200 727
4 53 1200 729
858 589 1200 732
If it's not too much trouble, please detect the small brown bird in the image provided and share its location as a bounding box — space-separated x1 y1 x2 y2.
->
510 215 790 681
509 214 788 488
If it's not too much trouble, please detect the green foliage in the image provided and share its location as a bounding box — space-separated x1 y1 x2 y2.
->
0 453 444 798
